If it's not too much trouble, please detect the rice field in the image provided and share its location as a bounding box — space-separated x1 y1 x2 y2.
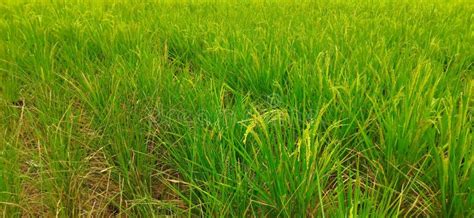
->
0 0 473 217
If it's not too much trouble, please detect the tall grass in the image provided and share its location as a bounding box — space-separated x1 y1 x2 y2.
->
0 0 473 216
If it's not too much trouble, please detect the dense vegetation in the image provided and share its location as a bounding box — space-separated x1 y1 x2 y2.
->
1 0 473 217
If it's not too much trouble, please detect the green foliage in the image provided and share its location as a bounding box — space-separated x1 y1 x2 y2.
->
0 0 472 216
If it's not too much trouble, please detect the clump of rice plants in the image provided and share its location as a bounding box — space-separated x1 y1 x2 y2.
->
0 0 472 216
